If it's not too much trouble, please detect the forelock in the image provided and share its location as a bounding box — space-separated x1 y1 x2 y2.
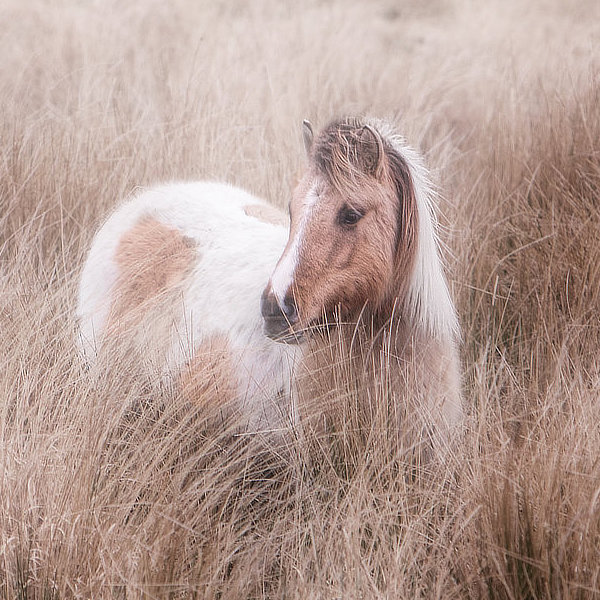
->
311 118 375 193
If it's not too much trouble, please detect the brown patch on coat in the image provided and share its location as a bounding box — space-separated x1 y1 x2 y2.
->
178 334 238 417
244 203 288 227
109 217 196 326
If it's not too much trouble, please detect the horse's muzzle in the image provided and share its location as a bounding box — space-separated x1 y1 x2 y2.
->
260 289 303 344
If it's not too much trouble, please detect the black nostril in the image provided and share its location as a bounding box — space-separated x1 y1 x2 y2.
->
260 288 278 319
260 287 303 343
281 293 298 324
260 288 298 325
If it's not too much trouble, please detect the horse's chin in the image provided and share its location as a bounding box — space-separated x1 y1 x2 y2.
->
264 318 337 345
262 320 306 345
263 318 327 345
265 330 305 345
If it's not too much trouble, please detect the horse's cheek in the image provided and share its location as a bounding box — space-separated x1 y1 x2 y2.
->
351 230 386 279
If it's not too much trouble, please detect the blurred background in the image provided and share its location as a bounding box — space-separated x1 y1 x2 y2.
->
0 1 599 597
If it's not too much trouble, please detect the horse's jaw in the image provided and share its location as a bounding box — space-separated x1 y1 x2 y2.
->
263 328 306 345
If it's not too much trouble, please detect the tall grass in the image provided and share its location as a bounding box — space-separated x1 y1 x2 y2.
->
1 0 599 597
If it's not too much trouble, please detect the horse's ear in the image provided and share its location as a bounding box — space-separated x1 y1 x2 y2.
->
357 125 385 179
302 120 314 155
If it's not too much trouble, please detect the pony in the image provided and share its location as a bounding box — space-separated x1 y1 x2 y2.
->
77 117 461 444
262 118 462 449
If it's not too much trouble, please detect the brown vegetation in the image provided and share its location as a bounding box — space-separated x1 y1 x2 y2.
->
1 0 599 597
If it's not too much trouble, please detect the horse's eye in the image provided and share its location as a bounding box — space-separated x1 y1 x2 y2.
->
338 206 363 227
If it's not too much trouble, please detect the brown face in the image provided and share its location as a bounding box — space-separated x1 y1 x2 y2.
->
261 169 399 342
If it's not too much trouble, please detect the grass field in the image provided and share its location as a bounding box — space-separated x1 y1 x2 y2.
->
1 0 599 597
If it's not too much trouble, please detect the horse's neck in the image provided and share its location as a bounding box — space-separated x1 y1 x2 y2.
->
350 312 416 360
297 315 462 443
301 314 416 378
323 315 457 394
297 317 424 431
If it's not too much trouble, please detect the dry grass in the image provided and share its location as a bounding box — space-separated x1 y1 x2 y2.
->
1 0 599 597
